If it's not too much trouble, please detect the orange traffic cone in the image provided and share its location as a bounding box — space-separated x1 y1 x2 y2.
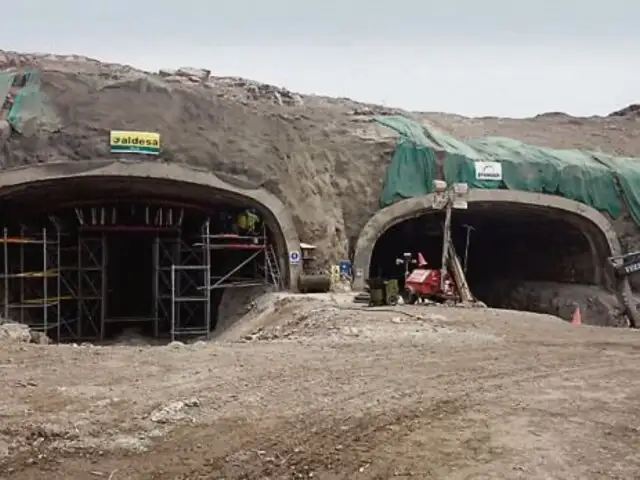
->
571 306 582 326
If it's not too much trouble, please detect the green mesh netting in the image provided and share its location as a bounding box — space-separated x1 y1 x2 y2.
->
375 115 640 225
0 71 15 110
7 70 60 135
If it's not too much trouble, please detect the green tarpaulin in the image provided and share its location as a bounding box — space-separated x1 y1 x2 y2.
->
8 70 43 134
0 72 15 110
376 116 640 225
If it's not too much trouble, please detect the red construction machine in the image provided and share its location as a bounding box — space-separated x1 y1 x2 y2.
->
398 252 458 304
396 239 475 306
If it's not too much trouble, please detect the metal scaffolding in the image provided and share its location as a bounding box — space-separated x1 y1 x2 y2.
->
0 221 109 341
158 220 282 341
1 202 283 343
0 222 68 338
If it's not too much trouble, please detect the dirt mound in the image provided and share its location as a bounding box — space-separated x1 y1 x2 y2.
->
2 50 640 265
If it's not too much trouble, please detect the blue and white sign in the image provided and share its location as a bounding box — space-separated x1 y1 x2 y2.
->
289 250 301 265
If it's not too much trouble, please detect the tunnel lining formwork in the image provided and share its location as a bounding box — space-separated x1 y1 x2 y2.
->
0 160 302 342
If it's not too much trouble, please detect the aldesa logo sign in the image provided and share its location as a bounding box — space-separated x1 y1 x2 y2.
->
474 161 503 181
109 130 161 155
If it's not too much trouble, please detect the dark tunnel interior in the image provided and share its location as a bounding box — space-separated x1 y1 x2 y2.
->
370 203 599 310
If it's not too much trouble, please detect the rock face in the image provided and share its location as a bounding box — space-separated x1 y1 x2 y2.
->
609 104 640 118
1 49 640 271
478 281 631 327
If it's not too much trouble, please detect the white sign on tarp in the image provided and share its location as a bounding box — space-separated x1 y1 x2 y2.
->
474 161 503 181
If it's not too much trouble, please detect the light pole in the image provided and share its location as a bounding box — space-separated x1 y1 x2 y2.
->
432 180 469 291
461 224 475 273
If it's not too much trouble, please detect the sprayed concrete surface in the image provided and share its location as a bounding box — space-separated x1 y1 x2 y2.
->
2 294 640 479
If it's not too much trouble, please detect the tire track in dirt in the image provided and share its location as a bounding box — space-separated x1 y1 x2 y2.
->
15 349 629 479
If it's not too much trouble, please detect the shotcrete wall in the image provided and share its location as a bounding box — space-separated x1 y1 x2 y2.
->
0 159 302 290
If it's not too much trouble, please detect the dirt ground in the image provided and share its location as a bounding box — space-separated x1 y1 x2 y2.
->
2 294 640 479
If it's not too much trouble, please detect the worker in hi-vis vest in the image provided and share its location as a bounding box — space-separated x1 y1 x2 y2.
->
236 208 260 236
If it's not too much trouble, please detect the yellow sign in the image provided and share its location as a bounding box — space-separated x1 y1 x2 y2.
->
109 130 160 155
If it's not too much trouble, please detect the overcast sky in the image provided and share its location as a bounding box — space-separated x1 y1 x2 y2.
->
2 0 638 117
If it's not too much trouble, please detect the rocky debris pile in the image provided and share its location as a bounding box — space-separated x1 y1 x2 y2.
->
0 50 139 81
158 66 211 84
0 319 50 344
478 280 629 327
609 104 640 118
225 77 305 107
149 398 201 424
157 66 306 107
349 104 404 117
0 51 40 70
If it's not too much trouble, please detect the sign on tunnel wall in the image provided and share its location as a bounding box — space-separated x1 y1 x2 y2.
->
110 130 161 155
474 161 503 181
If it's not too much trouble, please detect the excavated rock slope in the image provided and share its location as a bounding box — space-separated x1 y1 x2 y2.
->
1 50 640 268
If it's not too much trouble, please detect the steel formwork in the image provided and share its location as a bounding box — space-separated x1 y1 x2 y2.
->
1 202 282 343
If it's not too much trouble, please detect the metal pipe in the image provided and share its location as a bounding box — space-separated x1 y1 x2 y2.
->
19 226 24 324
100 233 107 341
209 250 262 290
42 227 47 333
171 264 176 342
461 224 475 273
56 223 61 340
3 228 8 320
204 219 211 334
439 191 453 291
152 234 160 338
77 231 82 340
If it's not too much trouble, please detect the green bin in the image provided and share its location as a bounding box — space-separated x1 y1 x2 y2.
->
366 278 399 306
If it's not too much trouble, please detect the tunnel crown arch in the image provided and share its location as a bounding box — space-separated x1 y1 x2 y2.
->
0 160 302 343
353 189 622 293
0 159 301 289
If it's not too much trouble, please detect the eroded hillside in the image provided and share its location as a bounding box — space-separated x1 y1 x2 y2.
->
1 50 640 263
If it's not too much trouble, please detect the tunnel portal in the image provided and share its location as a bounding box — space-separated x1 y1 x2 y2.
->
370 202 601 309
0 173 288 343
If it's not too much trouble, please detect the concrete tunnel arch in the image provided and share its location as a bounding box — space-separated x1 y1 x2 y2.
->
0 159 302 290
352 189 637 326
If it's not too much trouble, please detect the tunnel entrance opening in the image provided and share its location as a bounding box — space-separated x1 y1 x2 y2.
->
105 232 154 325
0 178 284 344
370 203 599 312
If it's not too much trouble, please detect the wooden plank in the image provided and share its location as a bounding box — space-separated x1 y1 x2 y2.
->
0 237 46 244
20 295 74 305
2 269 58 278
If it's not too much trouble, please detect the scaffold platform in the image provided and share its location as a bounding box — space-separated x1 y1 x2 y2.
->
0 202 283 343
